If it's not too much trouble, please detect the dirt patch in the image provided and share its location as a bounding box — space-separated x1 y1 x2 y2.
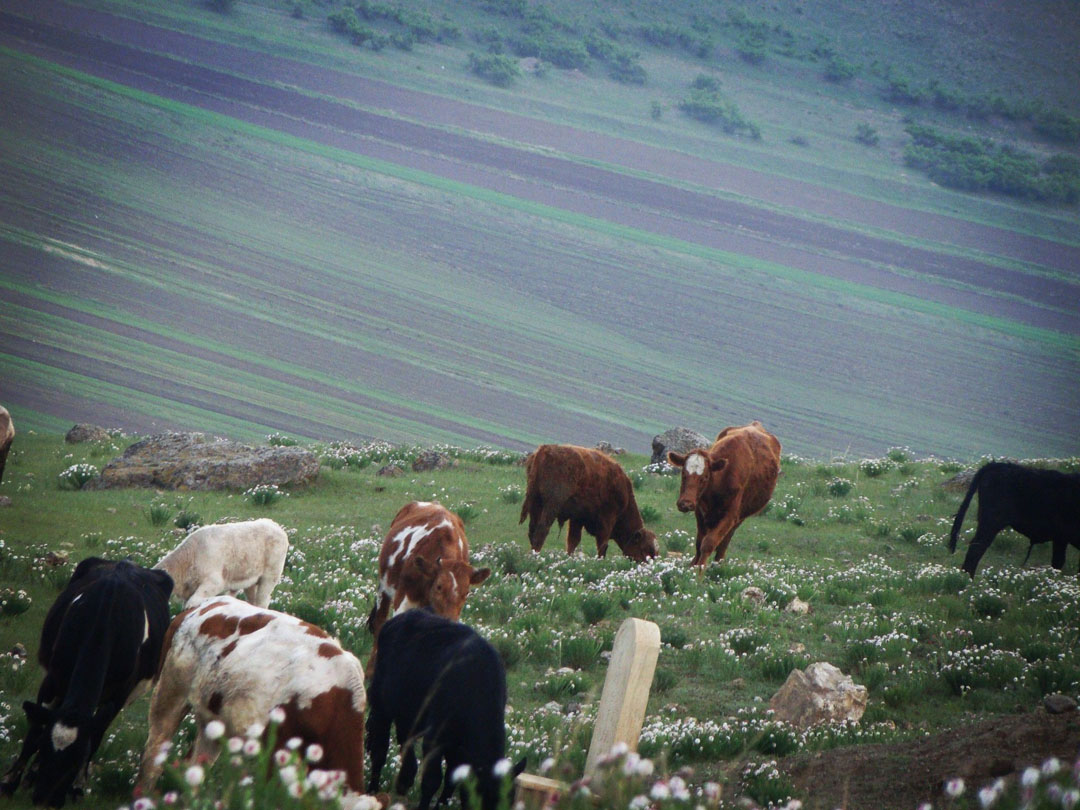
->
777 709 1080 809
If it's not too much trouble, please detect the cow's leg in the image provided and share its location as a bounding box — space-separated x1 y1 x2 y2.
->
1051 539 1068 571
364 703 391 794
183 577 226 609
712 521 744 562
136 660 193 794
395 744 418 796
246 574 279 608
417 740 444 810
960 519 1004 577
565 520 584 555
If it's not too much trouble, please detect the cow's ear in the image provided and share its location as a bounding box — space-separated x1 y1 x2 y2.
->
710 457 728 473
667 451 687 468
470 567 491 586
147 568 175 600
69 556 108 584
413 556 434 577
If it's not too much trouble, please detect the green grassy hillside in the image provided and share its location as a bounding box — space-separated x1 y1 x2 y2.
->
0 434 1078 809
0 0 1077 459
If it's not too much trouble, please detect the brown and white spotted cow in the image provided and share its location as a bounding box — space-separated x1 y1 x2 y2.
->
137 596 366 795
365 501 490 676
667 421 781 567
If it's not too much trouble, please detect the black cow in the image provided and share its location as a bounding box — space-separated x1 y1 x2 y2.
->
0 558 173 807
366 609 525 810
949 461 1080 577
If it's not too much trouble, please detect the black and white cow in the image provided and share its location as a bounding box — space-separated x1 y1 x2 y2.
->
949 461 1080 577
366 609 525 810
0 558 173 807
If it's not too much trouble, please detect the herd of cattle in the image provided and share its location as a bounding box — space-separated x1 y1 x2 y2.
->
0 414 1077 809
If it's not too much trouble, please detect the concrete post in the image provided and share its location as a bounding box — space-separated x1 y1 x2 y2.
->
583 617 661 777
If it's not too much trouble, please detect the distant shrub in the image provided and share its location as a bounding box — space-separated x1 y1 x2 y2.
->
0 588 32 617
1034 109 1080 144
610 51 646 85
886 446 912 463
854 123 879 146
649 100 663 120
883 74 925 105
789 134 809 147
636 23 697 51
267 432 298 447
679 83 760 139
468 51 520 86
690 73 722 92
904 123 1080 204
735 33 768 65
664 530 691 554
823 55 857 82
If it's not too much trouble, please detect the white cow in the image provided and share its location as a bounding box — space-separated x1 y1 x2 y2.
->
154 518 289 608
137 597 366 795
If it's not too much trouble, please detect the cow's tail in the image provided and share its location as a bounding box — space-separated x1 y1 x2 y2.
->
518 452 536 525
366 599 379 635
948 465 986 553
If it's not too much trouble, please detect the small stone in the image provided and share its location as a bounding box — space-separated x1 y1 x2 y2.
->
785 597 812 615
740 586 766 605
1044 694 1077 714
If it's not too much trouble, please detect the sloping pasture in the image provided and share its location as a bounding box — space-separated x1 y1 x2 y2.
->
0 1 1078 458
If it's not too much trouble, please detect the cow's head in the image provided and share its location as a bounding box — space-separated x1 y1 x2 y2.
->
621 528 659 562
667 450 726 512
413 557 491 620
21 702 92 808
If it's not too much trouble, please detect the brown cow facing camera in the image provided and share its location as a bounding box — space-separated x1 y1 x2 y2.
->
366 501 491 676
667 421 781 566
519 444 658 562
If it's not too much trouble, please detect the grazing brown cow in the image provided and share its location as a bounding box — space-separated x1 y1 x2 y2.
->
366 502 491 676
667 421 781 567
519 444 658 562
0 405 13 486
137 597 367 795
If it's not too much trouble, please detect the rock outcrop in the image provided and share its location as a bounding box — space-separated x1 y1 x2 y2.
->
650 427 709 465
92 432 319 490
65 424 112 444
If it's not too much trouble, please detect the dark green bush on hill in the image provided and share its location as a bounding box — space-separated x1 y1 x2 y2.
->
468 51 520 86
904 123 1080 204
823 54 858 83
679 76 760 139
609 51 646 84
1034 109 1080 144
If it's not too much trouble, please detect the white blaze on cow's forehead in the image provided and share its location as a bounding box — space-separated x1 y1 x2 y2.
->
182 597 366 717
143 612 150 643
685 453 707 476
52 722 79 751
385 519 454 569
70 593 83 606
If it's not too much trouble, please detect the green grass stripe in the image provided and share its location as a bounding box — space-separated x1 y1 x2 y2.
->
0 289 556 444
5 47 1073 354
